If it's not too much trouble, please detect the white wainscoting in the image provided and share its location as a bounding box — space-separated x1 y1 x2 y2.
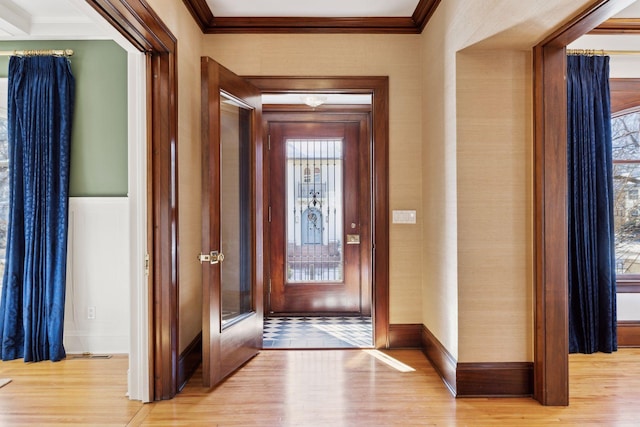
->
63 197 130 354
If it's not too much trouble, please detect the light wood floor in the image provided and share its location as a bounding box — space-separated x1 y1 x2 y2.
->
1 349 639 426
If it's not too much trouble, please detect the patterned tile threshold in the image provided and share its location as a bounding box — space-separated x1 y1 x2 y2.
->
263 316 373 349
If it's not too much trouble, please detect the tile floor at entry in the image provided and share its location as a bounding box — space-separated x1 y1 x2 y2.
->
263 316 373 349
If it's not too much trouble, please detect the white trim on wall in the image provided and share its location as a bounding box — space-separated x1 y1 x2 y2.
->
64 197 130 355
127 50 149 403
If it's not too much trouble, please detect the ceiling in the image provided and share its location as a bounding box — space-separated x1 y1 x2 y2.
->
0 0 112 40
205 0 420 18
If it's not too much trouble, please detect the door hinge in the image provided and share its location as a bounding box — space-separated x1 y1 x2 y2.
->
144 253 150 276
268 206 272 223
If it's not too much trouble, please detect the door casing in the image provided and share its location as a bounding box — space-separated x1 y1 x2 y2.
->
265 113 373 316
248 76 390 348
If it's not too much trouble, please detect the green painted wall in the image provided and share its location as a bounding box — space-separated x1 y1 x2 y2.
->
0 40 128 196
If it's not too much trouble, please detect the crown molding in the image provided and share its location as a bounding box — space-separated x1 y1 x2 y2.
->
590 17 640 34
182 0 440 34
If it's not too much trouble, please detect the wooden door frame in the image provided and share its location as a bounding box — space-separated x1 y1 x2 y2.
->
248 77 389 348
263 112 373 317
85 0 179 401
533 0 629 406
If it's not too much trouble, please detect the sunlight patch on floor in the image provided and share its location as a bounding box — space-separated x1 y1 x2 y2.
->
364 350 416 372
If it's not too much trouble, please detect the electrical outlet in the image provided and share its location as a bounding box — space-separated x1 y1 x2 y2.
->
87 306 96 320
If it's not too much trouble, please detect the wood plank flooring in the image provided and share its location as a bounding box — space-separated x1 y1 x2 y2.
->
1 349 639 426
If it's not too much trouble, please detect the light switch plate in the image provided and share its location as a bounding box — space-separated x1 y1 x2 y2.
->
392 210 416 224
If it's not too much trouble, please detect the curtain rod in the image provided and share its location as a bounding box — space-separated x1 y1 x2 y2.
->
567 48 640 56
0 49 74 57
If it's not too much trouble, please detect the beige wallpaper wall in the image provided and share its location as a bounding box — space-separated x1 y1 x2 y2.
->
420 0 600 363
456 49 533 362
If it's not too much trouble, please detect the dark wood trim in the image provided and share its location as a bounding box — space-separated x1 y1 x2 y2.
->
177 332 202 391
456 363 533 397
181 0 440 34
617 283 640 293
388 324 422 348
420 325 533 398
412 0 442 33
247 76 390 348
421 325 457 396
203 17 421 34
591 18 640 34
88 0 177 51
85 0 179 401
533 40 570 409
610 78 640 115
263 104 372 114
533 0 629 407
538 0 629 47
181 0 212 33
618 321 640 347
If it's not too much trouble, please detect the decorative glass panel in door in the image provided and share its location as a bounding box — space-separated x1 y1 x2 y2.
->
268 121 363 314
286 138 343 282
220 93 252 327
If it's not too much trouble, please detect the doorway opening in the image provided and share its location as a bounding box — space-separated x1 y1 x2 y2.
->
248 76 390 349
263 104 373 348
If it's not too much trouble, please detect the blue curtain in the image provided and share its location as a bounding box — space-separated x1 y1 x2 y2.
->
567 54 617 354
0 56 75 362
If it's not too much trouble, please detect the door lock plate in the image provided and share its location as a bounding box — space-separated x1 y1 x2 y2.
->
346 234 360 244
198 251 225 264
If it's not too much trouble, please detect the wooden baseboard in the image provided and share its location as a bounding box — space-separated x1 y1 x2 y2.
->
456 362 533 397
388 324 422 348
178 332 202 392
420 325 457 395
420 325 533 398
618 321 640 347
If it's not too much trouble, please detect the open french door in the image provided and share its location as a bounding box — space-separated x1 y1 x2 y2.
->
200 57 264 388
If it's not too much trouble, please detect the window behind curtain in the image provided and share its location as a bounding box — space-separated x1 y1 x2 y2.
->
609 78 640 289
0 78 8 287
612 110 640 274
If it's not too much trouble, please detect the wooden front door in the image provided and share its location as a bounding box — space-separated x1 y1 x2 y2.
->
200 57 264 388
267 115 371 315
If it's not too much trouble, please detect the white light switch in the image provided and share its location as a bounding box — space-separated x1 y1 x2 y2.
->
392 210 416 224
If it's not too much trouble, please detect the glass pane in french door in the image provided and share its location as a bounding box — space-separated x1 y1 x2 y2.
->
286 138 343 283
220 92 253 327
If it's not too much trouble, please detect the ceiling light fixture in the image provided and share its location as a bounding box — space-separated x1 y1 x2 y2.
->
301 95 327 108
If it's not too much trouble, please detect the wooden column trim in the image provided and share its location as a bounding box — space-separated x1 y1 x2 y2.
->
533 0 630 407
85 0 179 401
533 42 569 407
